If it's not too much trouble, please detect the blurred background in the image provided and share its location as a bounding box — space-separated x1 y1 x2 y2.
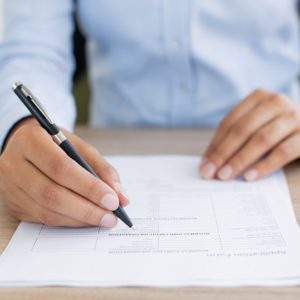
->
72 15 89 125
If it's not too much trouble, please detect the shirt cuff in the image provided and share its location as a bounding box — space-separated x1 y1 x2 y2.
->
0 102 31 152
0 115 33 153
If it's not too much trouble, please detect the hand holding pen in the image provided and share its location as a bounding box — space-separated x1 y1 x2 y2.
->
0 82 133 228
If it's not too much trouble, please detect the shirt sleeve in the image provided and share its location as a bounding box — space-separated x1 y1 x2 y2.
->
0 0 76 149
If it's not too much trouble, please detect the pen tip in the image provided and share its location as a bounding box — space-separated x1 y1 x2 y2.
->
131 226 136 231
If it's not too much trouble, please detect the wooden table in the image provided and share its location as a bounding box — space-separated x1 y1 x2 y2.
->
0 127 300 300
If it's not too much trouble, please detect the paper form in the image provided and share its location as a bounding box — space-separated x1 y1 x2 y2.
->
0 156 300 286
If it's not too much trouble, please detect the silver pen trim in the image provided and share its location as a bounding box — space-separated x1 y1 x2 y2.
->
52 131 67 145
12 81 55 125
12 81 22 90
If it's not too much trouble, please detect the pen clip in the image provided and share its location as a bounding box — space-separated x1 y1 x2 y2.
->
13 81 55 125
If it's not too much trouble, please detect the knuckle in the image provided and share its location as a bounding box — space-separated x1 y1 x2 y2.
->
82 208 97 225
271 119 285 133
49 156 71 179
268 94 285 107
87 180 102 201
252 88 268 98
41 185 60 209
256 130 272 146
232 122 248 137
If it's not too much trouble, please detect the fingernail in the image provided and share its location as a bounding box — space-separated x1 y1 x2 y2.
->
218 165 233 180
100 214 117 227
100 193 119 210
122 197 130 206
200 161 217 179
114 182 130 205
244 169 258 181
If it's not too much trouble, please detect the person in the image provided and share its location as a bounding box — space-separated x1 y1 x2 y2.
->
0 1 299 228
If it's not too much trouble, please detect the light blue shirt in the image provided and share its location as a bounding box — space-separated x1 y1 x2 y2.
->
0 0 299 147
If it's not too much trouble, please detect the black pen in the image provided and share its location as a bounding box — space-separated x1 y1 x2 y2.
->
12 81 133 228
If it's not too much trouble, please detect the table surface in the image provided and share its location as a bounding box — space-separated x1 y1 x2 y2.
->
0 127 300 300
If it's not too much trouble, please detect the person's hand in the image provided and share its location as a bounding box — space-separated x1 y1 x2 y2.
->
200 89 300 181
0 119 129 227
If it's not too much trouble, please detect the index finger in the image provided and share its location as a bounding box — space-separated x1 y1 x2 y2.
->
24 128 119 211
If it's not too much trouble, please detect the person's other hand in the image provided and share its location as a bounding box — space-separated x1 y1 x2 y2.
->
200 89 300 181
0 119 129 227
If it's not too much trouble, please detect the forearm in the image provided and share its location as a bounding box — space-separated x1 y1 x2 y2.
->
0 0 77 149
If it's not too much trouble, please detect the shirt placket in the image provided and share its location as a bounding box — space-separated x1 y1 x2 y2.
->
162 0 193 125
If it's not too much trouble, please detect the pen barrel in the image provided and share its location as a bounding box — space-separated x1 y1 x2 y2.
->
59 140 97 177
59 139 133 227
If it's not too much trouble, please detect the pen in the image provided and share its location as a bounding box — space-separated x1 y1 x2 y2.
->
12 81 133 228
